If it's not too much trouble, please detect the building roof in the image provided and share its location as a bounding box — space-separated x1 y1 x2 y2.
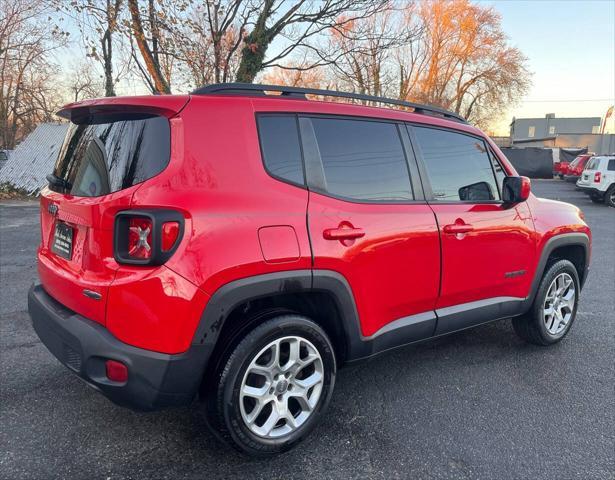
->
0 123 69 194
512 116 601 122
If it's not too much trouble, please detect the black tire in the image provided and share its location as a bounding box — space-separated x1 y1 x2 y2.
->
513 259 580 346
605 184 615 208
205 315 336 456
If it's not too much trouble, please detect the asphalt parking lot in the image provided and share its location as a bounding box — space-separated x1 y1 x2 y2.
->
1 179 613 480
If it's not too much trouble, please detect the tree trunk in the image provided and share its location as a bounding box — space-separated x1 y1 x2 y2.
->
235 0 275 83
102 30 116 97
127 0 171 93
235 30 271 83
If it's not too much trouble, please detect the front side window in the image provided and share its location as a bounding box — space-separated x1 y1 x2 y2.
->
413 126 500 202
257 115 304 186
608 159 615 171
309 117 413 201
53 114 170 197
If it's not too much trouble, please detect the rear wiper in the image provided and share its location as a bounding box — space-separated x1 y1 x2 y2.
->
46 173 72 190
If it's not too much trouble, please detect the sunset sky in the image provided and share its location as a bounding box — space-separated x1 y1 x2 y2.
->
51 0 615 135
487 0 614 135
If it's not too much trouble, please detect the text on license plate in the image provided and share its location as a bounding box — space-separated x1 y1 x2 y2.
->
51 222 73 260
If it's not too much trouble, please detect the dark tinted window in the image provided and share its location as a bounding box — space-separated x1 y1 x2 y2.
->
413 127 499 201
53 115 170 197
608 159 615 171
257 115 304 185
310 118 413 201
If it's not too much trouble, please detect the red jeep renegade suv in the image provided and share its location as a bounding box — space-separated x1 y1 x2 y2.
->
28 84 591 456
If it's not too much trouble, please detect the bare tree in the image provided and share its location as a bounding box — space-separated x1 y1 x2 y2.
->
235 0 389 83
0 0 67 149
55 0 124 97
319 7 423 98
66 61 104 101
157 0 258 87
398 0 531 126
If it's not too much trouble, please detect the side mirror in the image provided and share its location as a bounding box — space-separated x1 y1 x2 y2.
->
502 176 531 204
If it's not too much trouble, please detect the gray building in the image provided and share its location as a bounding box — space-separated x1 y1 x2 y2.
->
510 114 601 141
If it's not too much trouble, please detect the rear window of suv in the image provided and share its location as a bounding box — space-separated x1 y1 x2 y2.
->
52 114 170 197
586 158 599 170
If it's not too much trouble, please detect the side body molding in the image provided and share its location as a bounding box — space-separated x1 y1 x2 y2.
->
191 232 590 366
191 269 436 364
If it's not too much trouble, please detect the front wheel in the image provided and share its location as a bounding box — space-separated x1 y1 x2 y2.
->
205 315 336 456
513 259 580 346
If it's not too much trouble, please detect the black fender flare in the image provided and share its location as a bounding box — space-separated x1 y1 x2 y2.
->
522 232 590 311
191 269 439 364
191 270 374 363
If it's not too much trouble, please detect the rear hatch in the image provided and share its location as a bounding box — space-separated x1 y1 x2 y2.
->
578 157 599 186
38 97 187 325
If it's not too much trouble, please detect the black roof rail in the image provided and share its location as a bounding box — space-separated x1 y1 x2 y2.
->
191 83 468 124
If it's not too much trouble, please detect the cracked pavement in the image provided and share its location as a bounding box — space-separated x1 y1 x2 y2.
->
1 180 614 479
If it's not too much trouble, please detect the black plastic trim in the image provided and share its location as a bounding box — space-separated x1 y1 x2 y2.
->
28 284 209 411
522 233 590 307
193 83 468 123
114 209 184 266
434 297 525 335
191 270 529 366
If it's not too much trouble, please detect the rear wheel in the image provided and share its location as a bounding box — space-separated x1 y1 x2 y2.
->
606 184 615 208
205 315 336 456
513 259 579 346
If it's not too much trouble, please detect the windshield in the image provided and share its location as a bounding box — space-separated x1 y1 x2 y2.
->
52 114 170 197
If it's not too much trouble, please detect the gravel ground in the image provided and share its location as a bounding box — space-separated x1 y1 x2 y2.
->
1 179 613 480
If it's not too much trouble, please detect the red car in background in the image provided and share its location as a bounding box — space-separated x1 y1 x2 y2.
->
562 154 593 181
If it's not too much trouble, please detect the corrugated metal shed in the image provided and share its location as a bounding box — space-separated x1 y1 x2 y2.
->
0 123 69 194
0 150 13 171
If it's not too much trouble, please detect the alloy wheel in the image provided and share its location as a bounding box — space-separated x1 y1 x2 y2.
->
543 272 576 335
239 336 324 438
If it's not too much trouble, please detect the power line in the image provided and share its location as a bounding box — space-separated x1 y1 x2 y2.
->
522 98 614 103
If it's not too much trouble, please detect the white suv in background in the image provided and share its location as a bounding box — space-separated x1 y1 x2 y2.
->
576 155 615 207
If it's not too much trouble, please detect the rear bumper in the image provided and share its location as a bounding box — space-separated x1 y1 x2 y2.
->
576 184 603 196
28 283 209 411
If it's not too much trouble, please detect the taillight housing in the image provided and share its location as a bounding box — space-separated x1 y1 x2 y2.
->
594 172 601 183
114 210 184 265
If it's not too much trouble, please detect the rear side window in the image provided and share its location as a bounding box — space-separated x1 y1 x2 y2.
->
53 115 170 197
608 160 615 171
413 127 500 201
257 115 304 186
586 158 599 170
309 117 413 201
